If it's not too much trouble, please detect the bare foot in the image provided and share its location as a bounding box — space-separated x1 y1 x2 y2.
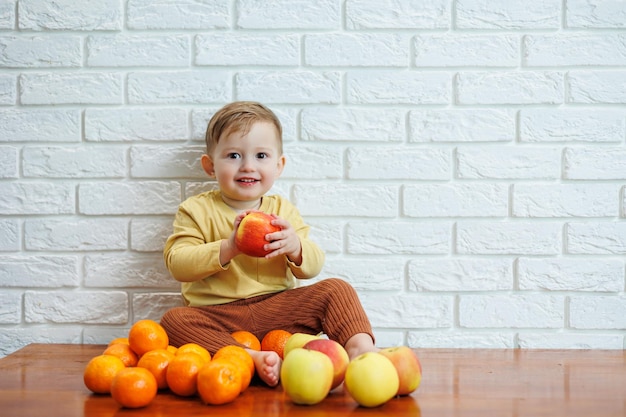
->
247 349 282 387
345 333 379 360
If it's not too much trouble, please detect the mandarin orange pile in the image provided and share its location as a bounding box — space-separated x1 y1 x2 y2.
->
83 320 260 408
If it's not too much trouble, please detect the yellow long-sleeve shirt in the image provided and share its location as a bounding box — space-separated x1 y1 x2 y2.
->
163 190 325 306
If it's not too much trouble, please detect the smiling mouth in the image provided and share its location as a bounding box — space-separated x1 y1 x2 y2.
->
238 178 258 183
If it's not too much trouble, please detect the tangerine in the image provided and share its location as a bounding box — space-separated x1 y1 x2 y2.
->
213 345 254 391
110 367 157 409
128 319 169 357
166 352 205 397
103 343 138 367
231 330 261 351
261 329 292 359
137 348 175 390
197 359 242 405
83 354 126 394
166 345 178 355
176 343 211 363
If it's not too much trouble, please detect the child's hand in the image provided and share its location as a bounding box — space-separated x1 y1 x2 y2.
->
264 215 302 265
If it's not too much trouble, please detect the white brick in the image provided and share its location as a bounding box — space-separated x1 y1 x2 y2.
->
130 217 173 252
520 109 625 143
237 0 340 29
567 71 626 104
525 34 626 66
131 145 203 179
320 258 404 291
514 183 618 217
133 293 184 323
415 34 518 67
128 0 229 29
84 254 178 289
518 333 624 349
348 147 450 180
408 258 513 291
25 219 128 251
457 146 561 179
404 183 508 217
567 0 626 28
408 332 514 349
372 331 405 349
410 109 515 143
85 108 188 141
518 258 624 292
567 222 626 254
128 71 229 104
564 147 626 180
457 71 563 105
346 0 450 29
307 220 343 254
347 221 450 255
0 146 18 178
86 35 189 67
0 182 74 214
570 296 626 329
23 146 126 178
0 328 82 358
79 181 181 215
305 34 408 67
0 292 20 323
236 71 341 104
83 327 130 345
0 0 14 29
0 219 19 251
460 294 564 328
294 184 398 217
347 70 449 104
20 72 122 105
0 109 80 142
282 145 343 180
19 0 121 30
196 34 299 66
0 256 79 288
457 221 561 255
301 108 404 142
361 294 453 328
456 0 560 29
0 35 81 67
0 73 16 104
25 291 128 324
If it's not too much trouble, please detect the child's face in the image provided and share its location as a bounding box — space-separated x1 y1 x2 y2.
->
202 121 285 210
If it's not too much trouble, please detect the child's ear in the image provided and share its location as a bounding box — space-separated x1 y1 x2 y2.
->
200 154 215 177
277 154 286 176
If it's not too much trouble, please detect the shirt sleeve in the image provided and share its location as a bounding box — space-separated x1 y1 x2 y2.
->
163 204 227 283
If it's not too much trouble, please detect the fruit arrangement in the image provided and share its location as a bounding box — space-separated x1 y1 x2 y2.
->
280 333 422 408
83 320 259 408
84 322 422 409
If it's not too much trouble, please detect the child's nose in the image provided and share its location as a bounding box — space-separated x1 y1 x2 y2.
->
240 156 255 171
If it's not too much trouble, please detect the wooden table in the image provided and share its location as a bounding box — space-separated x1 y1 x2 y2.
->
0 344 624 416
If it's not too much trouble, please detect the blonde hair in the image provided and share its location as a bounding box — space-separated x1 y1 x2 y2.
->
205 101 283 155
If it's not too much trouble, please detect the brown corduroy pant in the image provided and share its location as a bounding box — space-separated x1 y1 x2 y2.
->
160 278 374 354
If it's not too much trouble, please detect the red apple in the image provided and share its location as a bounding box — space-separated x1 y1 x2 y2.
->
235 211 280 257
303 339 349 390
379 346 422 396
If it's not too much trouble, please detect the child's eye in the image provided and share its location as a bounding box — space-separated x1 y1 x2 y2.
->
256 152 268 159
227 153 241 159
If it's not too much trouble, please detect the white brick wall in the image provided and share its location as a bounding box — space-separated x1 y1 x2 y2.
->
0 0 624 356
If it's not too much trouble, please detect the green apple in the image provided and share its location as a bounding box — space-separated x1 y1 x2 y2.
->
283 333 321 358
344 352 399 408
280 348 333 405
379 346 422 396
